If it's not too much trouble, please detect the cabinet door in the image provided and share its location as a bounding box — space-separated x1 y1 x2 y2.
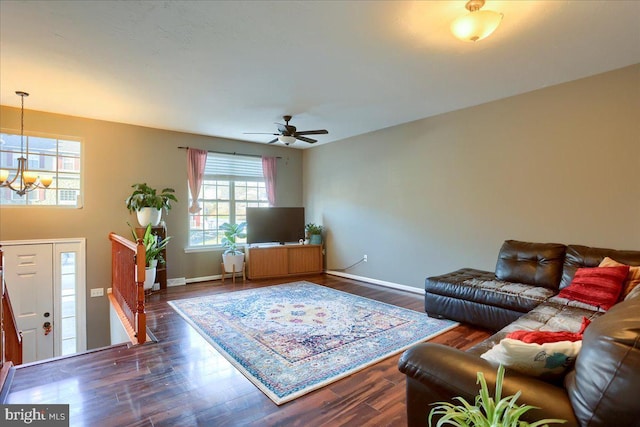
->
248 247 288 278
288 246 322 274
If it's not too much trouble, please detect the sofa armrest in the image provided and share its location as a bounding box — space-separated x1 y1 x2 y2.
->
398 343 578 427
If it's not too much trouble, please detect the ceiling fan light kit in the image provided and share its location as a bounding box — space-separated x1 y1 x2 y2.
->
451 0 503 42
244 115 329 146
278 135 297 145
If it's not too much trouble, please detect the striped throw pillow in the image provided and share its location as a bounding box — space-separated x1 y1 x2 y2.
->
558 266 629 311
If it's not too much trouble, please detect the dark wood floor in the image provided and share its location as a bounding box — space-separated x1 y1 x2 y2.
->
5 274 491 427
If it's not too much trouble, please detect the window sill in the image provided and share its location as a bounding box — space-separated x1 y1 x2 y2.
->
184 246 223 254
184 244 249 254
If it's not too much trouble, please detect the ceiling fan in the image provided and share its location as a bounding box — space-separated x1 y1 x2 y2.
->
244 115 328 145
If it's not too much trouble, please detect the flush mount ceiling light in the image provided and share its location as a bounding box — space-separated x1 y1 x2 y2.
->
0 91 53 196
451 0 503 42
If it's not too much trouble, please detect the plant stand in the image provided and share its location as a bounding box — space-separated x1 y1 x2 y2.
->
221 262 246 284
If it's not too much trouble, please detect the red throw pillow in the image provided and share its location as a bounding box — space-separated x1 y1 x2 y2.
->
558 266 629 310
507 317 591 344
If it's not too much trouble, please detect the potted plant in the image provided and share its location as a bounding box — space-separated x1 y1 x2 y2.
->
130 223 171 291
221 222 247 274
125 182 178 227
428 365 566 427
305 223 324 245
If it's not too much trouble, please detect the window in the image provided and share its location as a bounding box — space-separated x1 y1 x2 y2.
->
60 251 79 356
0 132 82 207
189 153 269 247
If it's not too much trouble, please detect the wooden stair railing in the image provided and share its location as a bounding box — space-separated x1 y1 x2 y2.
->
1 247 23 394
108 233 146 345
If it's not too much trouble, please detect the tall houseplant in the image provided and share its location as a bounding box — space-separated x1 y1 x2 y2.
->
125 182 178 227
221 222 246 273
428 365 566 427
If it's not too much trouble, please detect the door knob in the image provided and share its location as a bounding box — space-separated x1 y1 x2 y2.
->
43 321 52 336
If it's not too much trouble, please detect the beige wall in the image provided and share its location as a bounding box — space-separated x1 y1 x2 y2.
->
0 110 303 348
3 64 638 349
304 64 640 290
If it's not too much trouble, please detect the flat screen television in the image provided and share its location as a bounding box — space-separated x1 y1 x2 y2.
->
246 207 305 244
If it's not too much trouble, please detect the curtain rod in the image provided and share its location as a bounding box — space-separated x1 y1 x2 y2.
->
178 146 281 159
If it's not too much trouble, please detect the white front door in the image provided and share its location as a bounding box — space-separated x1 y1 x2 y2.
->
3 244 55 363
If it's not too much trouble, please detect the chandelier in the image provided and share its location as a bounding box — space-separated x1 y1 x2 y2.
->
0 91 52 196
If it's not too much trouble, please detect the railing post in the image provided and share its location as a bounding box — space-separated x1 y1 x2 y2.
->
135 238 147 345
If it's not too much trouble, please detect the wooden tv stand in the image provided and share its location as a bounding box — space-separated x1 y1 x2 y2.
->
246 244 323 279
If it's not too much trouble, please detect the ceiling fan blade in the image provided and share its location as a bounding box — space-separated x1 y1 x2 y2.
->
243 132 279 135
295 129 328 136
267 138 278 144
296 135 317 144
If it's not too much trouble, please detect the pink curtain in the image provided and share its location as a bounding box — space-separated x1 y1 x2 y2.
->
187 148 207 214
262 156 277 206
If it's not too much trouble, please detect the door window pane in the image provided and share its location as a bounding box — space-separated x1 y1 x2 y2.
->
60 251 77 356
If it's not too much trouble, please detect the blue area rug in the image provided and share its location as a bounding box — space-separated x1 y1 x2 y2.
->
168 281 458 404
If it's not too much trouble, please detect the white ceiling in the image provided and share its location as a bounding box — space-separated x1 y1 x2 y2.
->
1 1 639 148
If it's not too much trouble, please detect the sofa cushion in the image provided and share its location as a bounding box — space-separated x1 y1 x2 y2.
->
468 300 603 357
546 295 607 313
495 240 566 290
564 296 640 426
557 266 629 311
426 268 555 314
560 244 640 289
599 256 640 299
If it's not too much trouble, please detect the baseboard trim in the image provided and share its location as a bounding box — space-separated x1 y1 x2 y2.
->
325 270 424 295
185 273 242 284
182 271 424 294
186 275 219 284
167 277 187 287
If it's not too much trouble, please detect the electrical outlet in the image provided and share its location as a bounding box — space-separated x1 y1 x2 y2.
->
90 288 104 297
363 254 368 263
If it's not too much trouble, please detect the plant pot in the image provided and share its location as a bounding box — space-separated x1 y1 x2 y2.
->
310 234 322 245
137 207 162 227
222 253 245 273
143 266 156 291
135 264 157 291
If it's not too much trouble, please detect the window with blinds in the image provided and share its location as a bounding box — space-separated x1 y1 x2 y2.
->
188 153 269 247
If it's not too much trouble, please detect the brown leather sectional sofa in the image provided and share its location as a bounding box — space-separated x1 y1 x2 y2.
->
398 240 640 427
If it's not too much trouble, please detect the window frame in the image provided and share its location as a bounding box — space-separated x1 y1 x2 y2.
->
0 129 83 208
187 154 269 251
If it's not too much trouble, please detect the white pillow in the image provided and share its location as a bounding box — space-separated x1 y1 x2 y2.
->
481 338 581 378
